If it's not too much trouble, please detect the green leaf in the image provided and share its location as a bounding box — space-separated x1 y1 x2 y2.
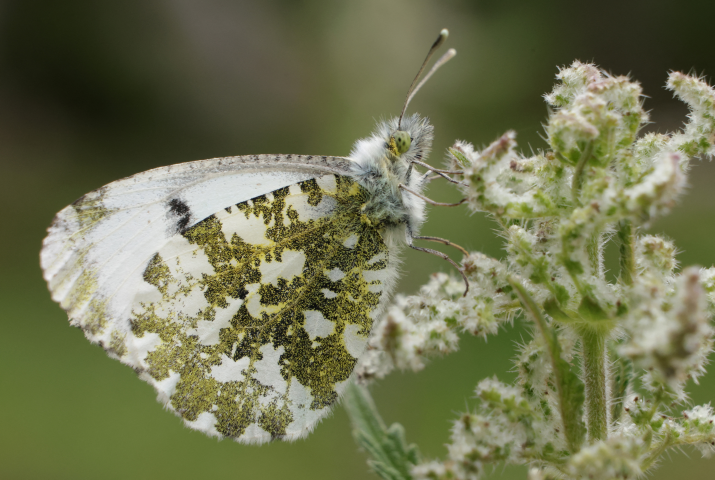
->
543 297 577 323
449 147 470 168
552 282 571 305
577 295 608 321
343 382 421 480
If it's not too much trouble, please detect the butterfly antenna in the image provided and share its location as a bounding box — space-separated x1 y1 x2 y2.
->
398 29 456 130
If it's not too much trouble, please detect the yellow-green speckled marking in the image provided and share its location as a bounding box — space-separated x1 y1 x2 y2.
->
131 175 388 441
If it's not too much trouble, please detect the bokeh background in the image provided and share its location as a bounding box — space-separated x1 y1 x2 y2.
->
2 1 715 479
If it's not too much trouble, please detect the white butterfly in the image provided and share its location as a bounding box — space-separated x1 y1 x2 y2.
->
41 30 463 444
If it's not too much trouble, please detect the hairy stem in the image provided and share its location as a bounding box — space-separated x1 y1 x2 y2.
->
641 433 672 471
571 142 594 205
580 326 609 442
586 232 603 278
509 276 585 451
608 345 632 426
617 220 636 286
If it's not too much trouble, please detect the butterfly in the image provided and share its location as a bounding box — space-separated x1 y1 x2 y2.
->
40 29 465 444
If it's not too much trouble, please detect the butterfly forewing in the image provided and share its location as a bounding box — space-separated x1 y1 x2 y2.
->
41 155 352 341
126 175 392 442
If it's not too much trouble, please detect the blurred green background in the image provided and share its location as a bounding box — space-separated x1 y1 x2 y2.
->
2 1 715 479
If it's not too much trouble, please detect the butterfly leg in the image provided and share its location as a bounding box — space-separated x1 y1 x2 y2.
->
411 159 464 175
412 235 469 257
422 170 466 185
399 184 467 207
406 226 469 296
411 160 466 185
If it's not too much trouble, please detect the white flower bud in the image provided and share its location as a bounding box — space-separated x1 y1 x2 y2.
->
566 436 644 480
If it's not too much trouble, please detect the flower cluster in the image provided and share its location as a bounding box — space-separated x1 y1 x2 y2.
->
621 265 714 393
346 62 715 480
356 253 519 380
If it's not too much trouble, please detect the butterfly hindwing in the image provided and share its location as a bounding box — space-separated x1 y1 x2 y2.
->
128 174 394 442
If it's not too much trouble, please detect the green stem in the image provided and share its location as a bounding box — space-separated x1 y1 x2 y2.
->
560 235 587 297
608 345 632 426
580 326 609 442
508 277 556 364
586 232 603 278
508 276 585 452
617 220 636 286
571 142 594 205
641 433 672 471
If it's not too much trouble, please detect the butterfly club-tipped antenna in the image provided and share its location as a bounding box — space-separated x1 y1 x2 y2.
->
395 29 462 184
390 29 456 157
395 29 470 296
398 28 456 130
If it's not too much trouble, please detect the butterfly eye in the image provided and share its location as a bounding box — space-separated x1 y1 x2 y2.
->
392 130 412 155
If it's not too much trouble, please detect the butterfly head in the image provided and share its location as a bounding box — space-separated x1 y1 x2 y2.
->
384 113 433 165
388 130 412 157
348 113 433 187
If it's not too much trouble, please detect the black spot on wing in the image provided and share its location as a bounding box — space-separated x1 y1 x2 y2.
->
168 198 192 234
169 198 190 216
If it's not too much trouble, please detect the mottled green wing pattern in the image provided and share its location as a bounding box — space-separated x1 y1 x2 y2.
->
128 175 393 443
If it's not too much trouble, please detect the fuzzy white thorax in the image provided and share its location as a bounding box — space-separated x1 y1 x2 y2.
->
347 113 434 244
